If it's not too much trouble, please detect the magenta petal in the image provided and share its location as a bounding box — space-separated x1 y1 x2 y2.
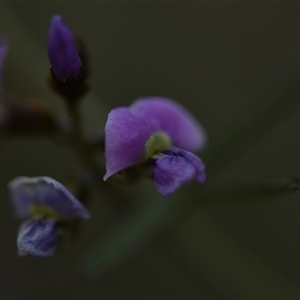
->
154 155 195 196
104 107 153 180
130 97 207 152
8 176 90 220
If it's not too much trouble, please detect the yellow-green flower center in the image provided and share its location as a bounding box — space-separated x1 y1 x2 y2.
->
30 205 60 221
145 132 172 159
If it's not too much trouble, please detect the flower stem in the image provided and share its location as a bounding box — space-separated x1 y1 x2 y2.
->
65 100 95 169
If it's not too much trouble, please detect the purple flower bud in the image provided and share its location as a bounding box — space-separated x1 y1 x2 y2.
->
48 15 82 81
17 218 58 257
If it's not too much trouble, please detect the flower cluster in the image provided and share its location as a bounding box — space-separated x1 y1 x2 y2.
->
2 15 207 257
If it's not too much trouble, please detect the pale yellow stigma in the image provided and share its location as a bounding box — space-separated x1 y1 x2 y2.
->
30 205 60 221
145 132 172 159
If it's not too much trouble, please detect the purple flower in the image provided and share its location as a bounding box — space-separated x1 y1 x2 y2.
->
104 97 207 196
48 15 82 82
8 176 90 257
0 40 8 69
0 41 8 60
0 40 8 93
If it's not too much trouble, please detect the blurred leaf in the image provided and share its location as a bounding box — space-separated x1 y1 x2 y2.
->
80 195 178 278
80 175 300 278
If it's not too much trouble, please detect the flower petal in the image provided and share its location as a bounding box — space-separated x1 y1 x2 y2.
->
130 97 207 151
0 40 8 73
17 218 58 257
8 176 90 220
48 15 82 81
104 107 153 180
154 155 195 196
179 149 206 183
0 39 8 93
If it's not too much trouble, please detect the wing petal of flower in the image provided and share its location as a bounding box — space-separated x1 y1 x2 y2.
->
154 155 196 196
179 149 206 184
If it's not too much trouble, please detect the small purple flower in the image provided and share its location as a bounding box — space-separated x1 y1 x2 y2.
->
8 176 90 257
48 15 82 82
104 97 207 196
0 41 8 61
0 40 8 69
0 40 8 93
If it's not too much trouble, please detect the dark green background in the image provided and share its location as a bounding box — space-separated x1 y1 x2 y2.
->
1 2 300 299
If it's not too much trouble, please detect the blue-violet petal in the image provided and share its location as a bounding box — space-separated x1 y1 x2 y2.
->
154 155 196 196
8 176 90 220
17 218 58 257
154 148 206 196
179 149 206 184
